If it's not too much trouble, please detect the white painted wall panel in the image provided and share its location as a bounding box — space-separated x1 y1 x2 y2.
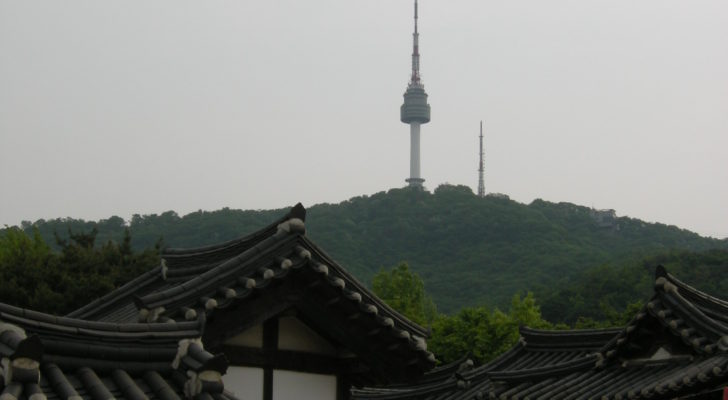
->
273 370 336 400
224 366 264 400
224 324 263 348
277 316 336 355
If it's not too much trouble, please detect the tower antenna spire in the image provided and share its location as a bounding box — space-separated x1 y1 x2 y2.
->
410 0 420 85
478 121 486 197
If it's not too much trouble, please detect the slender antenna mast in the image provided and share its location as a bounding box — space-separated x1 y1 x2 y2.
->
410 0 421 85
478 121 485 197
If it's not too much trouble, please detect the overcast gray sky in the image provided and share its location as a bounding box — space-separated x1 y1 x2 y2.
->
1 1 726 238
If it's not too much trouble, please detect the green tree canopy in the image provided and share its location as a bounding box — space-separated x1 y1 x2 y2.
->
538 249 728 324
429 293 554 365
371 262 556 365
0 227 159 314
372 262 437 326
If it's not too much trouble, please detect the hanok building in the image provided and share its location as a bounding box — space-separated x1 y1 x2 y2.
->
65 204 435 400
352 266 728 400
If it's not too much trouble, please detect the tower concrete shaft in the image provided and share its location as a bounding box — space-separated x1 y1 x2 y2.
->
409 122 422 186
478 121 485 197
400 0 430 188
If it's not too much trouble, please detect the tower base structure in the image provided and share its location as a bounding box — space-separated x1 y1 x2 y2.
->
406 177 425 187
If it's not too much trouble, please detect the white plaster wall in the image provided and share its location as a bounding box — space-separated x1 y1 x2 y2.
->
277 316 336 355
224 366 264 400
224 324 263 348
273 370 336 400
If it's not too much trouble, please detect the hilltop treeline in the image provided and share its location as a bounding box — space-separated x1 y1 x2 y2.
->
0 227 159 314
7 185 727 313
538 248 728 325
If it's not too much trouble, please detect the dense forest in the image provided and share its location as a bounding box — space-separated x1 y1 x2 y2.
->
10 185 726 313
537 249 728 325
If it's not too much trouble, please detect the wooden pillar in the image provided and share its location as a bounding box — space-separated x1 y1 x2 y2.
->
263 318 279 400
337 375 351 400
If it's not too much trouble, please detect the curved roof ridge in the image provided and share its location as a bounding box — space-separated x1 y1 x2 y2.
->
67 204 308 322
66 265 163 319
384 355 474 388
655 265 728 342
474 339 528 372
1 301 203 339
487 353 597 383
520 326 623 336
657 264 728 316
350 378 460 400
162 203 305 258
300 235 430 338
596 268 728 364
519 326 621 350
351 364 493 400
137 231 300 311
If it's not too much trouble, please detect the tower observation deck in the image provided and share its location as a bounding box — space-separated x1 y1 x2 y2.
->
401 0 431 188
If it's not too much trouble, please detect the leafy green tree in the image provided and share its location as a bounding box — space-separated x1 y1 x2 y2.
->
574 300 644 329
0 227 159 314
429 306 495 364
372 262 437 326
0 227 55 308
429 293 553 365
509 292 554 329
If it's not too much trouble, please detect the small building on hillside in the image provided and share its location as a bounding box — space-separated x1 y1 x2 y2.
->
590 208 619 230
352 265 728 399
67 204 435 400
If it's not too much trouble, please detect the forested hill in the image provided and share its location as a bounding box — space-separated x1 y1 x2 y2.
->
13 185 728 312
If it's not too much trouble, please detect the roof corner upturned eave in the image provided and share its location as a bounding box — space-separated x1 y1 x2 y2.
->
598 265 728 365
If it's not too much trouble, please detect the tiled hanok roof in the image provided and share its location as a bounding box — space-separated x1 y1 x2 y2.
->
353 267 728 400
67 206 303 323
0 302 233 400
351 326 617 400
68 204 436 384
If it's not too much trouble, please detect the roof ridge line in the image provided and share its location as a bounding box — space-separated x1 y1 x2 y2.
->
162 203 305 257
658 265 728 310
300 236 430 338
137 233 301 311
1 302 204 338
66 265 163 319
487 354 596 383
520 326 623 335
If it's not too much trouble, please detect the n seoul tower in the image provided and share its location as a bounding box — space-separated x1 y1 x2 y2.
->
400 0 431 188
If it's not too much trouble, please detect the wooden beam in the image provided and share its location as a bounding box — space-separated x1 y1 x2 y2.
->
222 345 365 376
